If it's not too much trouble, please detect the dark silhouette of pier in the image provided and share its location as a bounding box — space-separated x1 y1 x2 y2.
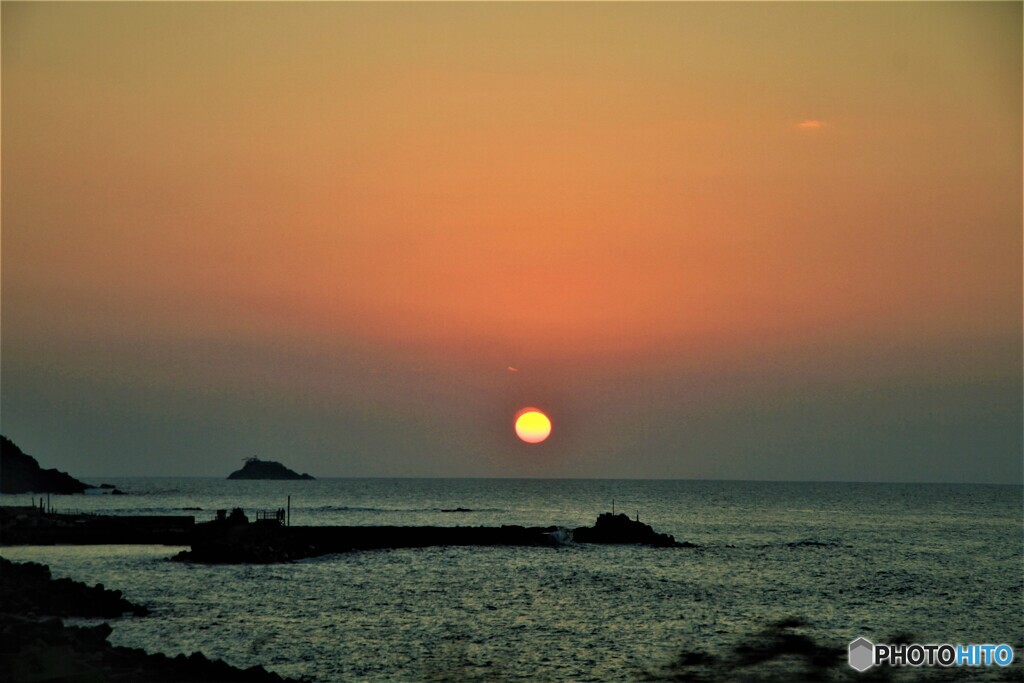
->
0 506 195 545
1 505 692 563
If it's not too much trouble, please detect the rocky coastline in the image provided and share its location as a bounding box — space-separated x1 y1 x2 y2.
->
0 556 299 683
0 435 92 495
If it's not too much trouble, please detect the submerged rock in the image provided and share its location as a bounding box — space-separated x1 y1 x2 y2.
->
227 457 314 480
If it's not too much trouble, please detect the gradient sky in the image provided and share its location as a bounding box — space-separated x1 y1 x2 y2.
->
2 2 1021 482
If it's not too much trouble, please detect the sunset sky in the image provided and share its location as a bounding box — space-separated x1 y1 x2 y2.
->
3 2 1020 482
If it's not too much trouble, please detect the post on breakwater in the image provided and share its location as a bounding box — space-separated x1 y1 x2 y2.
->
287 495 291 527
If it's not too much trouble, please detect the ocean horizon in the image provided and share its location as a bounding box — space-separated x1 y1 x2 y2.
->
3 477 1021 681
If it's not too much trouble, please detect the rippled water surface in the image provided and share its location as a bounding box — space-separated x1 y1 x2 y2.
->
2 479 1021 681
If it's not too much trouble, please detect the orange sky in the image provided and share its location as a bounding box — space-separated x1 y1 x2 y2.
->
2 2 1021 481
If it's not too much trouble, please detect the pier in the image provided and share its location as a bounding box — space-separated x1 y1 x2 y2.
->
0 506 195 545
0 506 690 563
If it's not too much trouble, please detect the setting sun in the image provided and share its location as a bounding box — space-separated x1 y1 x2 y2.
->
1 3 1020 682
515 408 552 444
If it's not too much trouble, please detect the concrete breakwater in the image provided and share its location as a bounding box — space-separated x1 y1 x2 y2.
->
0 506 194 545
1 505 692 562
177 511 691 563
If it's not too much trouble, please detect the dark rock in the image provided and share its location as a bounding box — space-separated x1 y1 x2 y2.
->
0 435 92 494
227 458 314 480
0 557 149 618
0 613 300 682
0 558 300 682
573 512 684 547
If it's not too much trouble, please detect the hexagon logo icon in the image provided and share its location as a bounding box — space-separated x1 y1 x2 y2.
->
848 637 875 672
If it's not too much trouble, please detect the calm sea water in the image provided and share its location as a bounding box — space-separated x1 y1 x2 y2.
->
2 479 1021 681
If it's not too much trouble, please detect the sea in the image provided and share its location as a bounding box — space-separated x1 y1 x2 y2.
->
2 478 1022 682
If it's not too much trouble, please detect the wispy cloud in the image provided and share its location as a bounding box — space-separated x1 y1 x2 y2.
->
507 366 520 373
797 119 826 130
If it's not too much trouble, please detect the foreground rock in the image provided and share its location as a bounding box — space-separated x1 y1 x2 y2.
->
0 435 91 494
0 615 296 683
0 556 298 683
227 457 314 480
0 557 148 618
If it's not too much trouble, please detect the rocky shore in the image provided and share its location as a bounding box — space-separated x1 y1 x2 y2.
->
0 435 91 494
0 557 148 619
0 557 299 683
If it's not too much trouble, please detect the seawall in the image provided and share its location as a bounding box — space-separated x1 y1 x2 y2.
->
1 506 691 562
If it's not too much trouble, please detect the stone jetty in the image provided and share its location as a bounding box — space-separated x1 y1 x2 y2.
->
1 504 693 563
0 506 194 545
174 510 692 563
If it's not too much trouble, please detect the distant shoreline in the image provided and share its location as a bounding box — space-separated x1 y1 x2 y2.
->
11 476 1023 486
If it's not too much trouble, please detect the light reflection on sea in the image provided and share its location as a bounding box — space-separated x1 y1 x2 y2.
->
2 479 1021 681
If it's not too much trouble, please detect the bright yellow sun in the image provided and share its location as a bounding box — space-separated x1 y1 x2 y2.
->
515 408 552 444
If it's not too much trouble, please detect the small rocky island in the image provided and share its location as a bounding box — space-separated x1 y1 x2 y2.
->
0 435 91 494
227 457 314 480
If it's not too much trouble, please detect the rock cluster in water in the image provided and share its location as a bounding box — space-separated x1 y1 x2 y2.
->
227 458 314 480
572 512 687 547
0 435 91 494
